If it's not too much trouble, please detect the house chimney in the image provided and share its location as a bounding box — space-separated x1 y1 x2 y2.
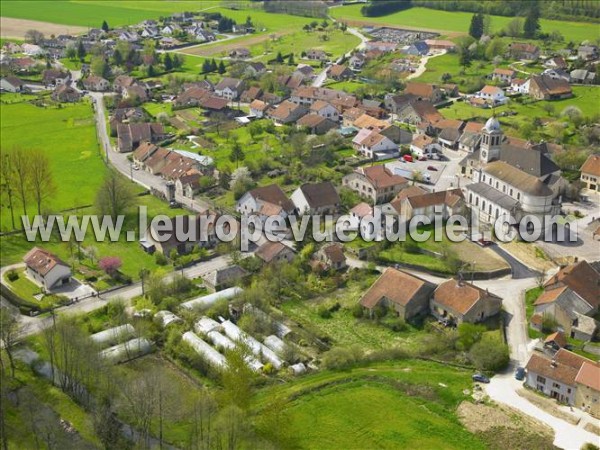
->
550 359 557 368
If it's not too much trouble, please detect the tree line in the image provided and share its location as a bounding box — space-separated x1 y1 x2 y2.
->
414 0 600 22
361 0 413 17
1 147 55 231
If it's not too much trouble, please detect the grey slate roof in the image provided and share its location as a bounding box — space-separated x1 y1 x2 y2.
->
466 182 520 210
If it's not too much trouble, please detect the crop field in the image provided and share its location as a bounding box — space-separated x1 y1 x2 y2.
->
0 97 105 230
330 5 599 43
254 360 486 450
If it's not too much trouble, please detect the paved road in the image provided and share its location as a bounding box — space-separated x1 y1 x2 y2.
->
4 254 236 341
490 244 539 279
89 91 211 212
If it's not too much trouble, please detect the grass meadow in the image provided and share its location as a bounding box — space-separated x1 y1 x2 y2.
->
331 5 600 43
253 360 486 450
0 97 106 230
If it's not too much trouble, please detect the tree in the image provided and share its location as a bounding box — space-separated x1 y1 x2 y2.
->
221 346 256 409
29 149 55 216
456 323 486 351
99 256 122 277
101 20 109 32
229 140 246 168
505 18 523 37
524 2 541 39
218 61 226 74
459 47 472 70
65 44 77 61
469 339 509 372
8 147 31 217
469 13 484 39
95 169 135 220
0 309 19 378
230 167 254 199
91 56 109 78
147 64 156 77
172 53 184 69
163 52 173 71
24 29 44 44
77 40 86 61
275 51 284 63
1 153 17 230
288 52 295 65
210 58 218 72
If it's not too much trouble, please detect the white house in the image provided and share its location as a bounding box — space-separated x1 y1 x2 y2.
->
22 43 45 56
352 129 398 160
249 99 268 118
309 100 339 121
410 134 442 158
236 184 295 221
525 349 590 406
477 85 507 104
23 247 72 290
291 181 340 215
214 77 244 100
510 78 530 94
0 76 25 93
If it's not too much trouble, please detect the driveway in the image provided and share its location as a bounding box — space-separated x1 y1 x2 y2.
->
486 370 600 449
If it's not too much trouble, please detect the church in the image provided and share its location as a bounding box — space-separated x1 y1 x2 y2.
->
460 117 565 230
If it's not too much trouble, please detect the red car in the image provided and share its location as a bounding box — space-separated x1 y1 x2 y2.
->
403 154 413 162
427 165 438 171
477 238 494 247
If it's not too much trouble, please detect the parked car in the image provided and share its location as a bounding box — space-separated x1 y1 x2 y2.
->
403 154 413 162
515 367 526 381
169 200 180 209
418 156 427 161
427 165 438 171
472 373 490 383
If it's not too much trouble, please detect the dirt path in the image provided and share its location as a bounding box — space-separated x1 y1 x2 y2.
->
1 17 87 39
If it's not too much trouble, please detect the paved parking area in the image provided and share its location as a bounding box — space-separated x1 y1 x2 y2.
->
384 158 448 185
50 279 96 300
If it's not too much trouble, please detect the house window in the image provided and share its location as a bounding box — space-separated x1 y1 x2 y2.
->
537 375 546 384
552 382 561 389
567 388 571 394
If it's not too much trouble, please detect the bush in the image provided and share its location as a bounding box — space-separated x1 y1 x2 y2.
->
155 252 168 266
351 303 365 318
321 345 364 370
318 306 332 319
6 270 19 282
469 339 509 372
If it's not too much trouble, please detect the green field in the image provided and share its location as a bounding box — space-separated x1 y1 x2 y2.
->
0 2 307 31
255 360 485 450
0 0 210 28
330 5 599 43
250 29 360 63
439 86 600 140
0 97 106 230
